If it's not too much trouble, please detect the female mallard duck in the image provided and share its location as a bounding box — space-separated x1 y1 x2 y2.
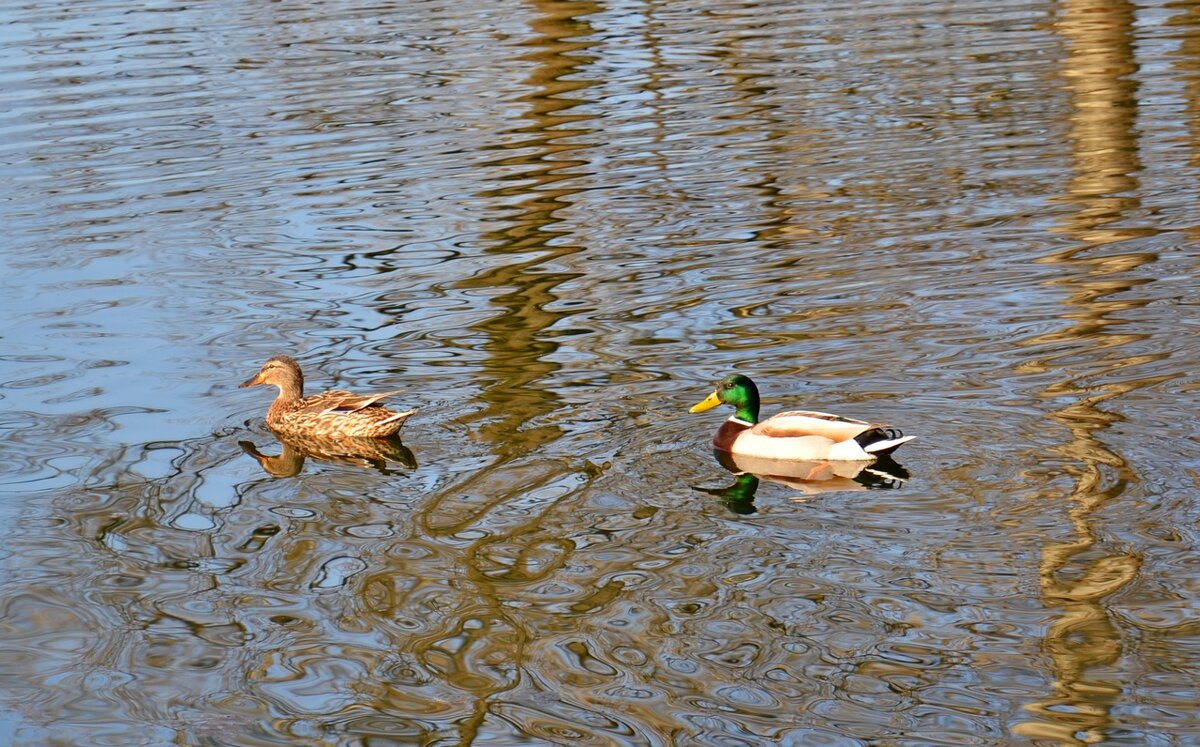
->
240 355 414 438
689 374 913 461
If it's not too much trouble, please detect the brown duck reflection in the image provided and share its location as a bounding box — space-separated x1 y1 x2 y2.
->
697 450 909 513
239 431 416 478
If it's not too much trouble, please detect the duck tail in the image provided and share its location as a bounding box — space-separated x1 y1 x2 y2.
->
855 427 915 456
377 409 416 427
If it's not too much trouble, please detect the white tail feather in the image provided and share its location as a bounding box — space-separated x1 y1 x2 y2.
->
376 409 416 426
864 435 915 454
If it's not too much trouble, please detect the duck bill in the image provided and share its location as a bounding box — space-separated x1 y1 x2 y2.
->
689 391 722 413
240 372 265 388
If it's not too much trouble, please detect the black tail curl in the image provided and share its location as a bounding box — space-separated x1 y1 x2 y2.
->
853 426 907 455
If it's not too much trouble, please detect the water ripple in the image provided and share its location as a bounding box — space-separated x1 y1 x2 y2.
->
3 0 1200 743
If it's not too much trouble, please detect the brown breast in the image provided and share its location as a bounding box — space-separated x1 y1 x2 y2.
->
713 418 752 451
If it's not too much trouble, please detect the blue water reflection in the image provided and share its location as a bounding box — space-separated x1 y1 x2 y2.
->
2 0 1200 744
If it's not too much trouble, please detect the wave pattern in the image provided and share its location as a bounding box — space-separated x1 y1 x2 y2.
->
2 0 1200 744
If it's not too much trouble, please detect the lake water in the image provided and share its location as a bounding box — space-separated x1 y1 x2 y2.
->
2 0 1199 744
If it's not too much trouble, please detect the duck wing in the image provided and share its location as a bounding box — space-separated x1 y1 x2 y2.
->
755 410 914 455
751 410 875 441
301 389 405 415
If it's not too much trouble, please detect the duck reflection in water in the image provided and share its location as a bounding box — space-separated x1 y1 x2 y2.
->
238 354 418 476
239 431 417 478
695 450 909 514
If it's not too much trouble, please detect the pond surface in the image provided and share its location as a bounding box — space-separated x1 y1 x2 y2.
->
2 0 1200 744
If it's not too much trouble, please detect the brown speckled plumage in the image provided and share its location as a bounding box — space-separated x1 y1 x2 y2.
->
240 432 416 477
240 355 414 438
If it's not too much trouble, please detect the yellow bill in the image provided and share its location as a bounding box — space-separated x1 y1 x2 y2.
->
689 391 722 413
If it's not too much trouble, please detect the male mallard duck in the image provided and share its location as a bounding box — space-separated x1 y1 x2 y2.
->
689 374 913 462
240 355 414 438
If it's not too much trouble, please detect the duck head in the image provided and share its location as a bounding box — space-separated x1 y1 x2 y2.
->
241 355 305 399
689 373 762 424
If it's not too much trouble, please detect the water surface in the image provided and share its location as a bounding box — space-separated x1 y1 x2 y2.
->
2 0 1199 745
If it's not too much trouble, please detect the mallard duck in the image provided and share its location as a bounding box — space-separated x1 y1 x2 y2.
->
240 355 414 438
689 373 913 461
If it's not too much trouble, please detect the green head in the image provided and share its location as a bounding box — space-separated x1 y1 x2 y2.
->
688 374 761 424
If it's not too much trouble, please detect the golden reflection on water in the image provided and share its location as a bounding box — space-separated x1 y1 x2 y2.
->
1014 1 1153 742
415 0 602 742
450 0 601 453
1175 1 1200 171
6 0 1200 742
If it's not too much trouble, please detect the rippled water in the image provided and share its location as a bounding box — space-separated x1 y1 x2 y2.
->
3 0 1200 744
